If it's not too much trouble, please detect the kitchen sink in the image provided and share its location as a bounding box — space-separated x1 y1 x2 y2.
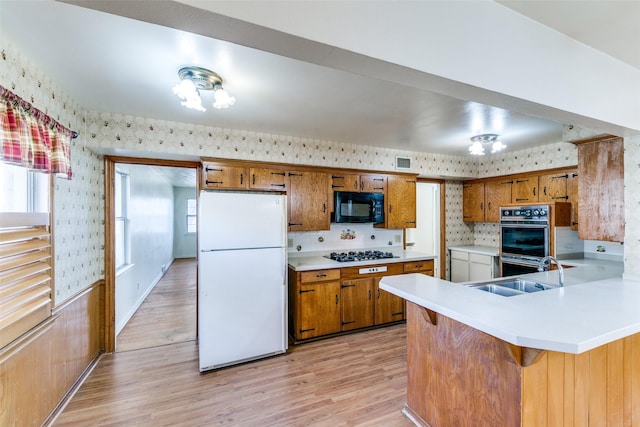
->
466 278 559 297
468 284 524 297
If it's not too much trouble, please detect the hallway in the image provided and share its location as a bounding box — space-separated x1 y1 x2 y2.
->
116 258 196 352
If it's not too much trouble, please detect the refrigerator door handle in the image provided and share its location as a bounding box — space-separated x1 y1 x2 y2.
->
200 246 282 253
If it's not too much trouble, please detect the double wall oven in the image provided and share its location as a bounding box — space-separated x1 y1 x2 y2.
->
499 205 550 277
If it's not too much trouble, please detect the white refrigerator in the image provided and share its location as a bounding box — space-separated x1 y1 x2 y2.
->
197 191 287 372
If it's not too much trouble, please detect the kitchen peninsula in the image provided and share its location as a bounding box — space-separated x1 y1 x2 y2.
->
380 262 640 426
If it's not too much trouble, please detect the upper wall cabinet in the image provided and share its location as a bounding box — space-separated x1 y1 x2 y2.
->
331 173 360 192
462 182 485 222
386 175 416 229
574 135 624 242
331 173 386 193
360 175 387 193
485 180 512 222
288 171 330 232
512 177 538 203
462 167 578 223
202 162 248 190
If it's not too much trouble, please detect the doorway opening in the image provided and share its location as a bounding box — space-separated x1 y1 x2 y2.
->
104 157 201 353
405 181 444 278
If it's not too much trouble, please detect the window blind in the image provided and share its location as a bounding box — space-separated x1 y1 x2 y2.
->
0 213 52 349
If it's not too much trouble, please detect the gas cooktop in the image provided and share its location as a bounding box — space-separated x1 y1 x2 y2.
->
326 250 398 263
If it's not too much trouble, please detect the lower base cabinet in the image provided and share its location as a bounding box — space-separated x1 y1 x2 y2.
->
450 250 495 283
289 259 434 343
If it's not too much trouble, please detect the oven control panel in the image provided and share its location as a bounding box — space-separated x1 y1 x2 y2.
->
500 205 549 221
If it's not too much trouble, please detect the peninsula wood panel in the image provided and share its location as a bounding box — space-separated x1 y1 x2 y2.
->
0 281 104 427
405 301 640 427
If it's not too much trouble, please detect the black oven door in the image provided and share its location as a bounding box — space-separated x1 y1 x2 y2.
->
500 256 540 277
500 224 549 258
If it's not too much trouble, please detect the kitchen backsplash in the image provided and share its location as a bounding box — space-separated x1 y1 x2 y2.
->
287 223 403 254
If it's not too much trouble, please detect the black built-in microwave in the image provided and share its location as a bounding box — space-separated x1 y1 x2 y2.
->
332 191 384 223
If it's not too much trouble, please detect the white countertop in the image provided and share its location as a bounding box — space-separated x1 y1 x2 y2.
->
380 260 637 354
448 245 499 257
288 249 436 271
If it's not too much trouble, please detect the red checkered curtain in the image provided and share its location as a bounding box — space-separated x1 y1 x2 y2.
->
0 85 73 179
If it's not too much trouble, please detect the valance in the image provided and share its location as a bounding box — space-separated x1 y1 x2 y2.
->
0 85 75 178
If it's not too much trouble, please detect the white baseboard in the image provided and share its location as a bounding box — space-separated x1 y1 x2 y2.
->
115 260 173 335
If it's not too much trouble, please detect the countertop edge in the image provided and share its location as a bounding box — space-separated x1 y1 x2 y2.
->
380 273 640 354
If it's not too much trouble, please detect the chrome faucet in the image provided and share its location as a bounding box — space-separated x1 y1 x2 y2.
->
538 256 564 287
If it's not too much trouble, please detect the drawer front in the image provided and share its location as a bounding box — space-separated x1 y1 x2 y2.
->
300 269 341 283
403 259 434 273
341 263 403 280
450 250 469 261
469 253 492 265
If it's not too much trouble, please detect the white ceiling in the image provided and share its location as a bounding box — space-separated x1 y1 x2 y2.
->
1 0 638 161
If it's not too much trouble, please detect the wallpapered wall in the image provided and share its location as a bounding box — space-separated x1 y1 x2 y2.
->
1 42 104 304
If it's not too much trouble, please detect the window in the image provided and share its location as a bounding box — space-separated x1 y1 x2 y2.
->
115 170 130 271
0 162 49 212
186 198 197 234
0 161 52 348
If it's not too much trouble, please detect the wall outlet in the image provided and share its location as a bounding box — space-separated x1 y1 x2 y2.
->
287 238 294 248
394 234 402 243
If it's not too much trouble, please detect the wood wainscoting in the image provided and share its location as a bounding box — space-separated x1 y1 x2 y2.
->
0 280 104 427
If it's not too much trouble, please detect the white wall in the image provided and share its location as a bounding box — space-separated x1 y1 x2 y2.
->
173 186 197 259
115 164 175 335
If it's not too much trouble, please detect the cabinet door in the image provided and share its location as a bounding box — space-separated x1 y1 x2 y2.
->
387 175 417 229
485 180 512 223
202 163 247 189
567 171 579 230
468 253 493 281
374 277 404 325
512 177 538 203
288 171 329 231
341 278 374 331
298 281 341 340
462 182 485 222
360 174 387 193
249 167 287 190
577 137 624 242
450 251 469 283
331 173 360 192
539 172 569 202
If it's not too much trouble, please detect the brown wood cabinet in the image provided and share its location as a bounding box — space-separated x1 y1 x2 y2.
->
341 278 374 331
288 171 330 231
374 277 404 325
289 268 341 341
462 182 485 222
289 259 433 343
330 173 360 192
538 171 570 202
386 175 417 228
512 176 538 203
202 158 416 231
248 167 330 231
360 174 387 193
575 135 624 242
485 180 512 222
249 167 287 190
567 171 579 230
462 167 578 223
202 162 248 189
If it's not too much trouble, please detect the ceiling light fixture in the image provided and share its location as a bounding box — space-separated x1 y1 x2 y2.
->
468 133 506 155
172 66 235 111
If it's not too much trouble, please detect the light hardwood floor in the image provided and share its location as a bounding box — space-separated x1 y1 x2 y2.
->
116 258 197 352
55 324 412 426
